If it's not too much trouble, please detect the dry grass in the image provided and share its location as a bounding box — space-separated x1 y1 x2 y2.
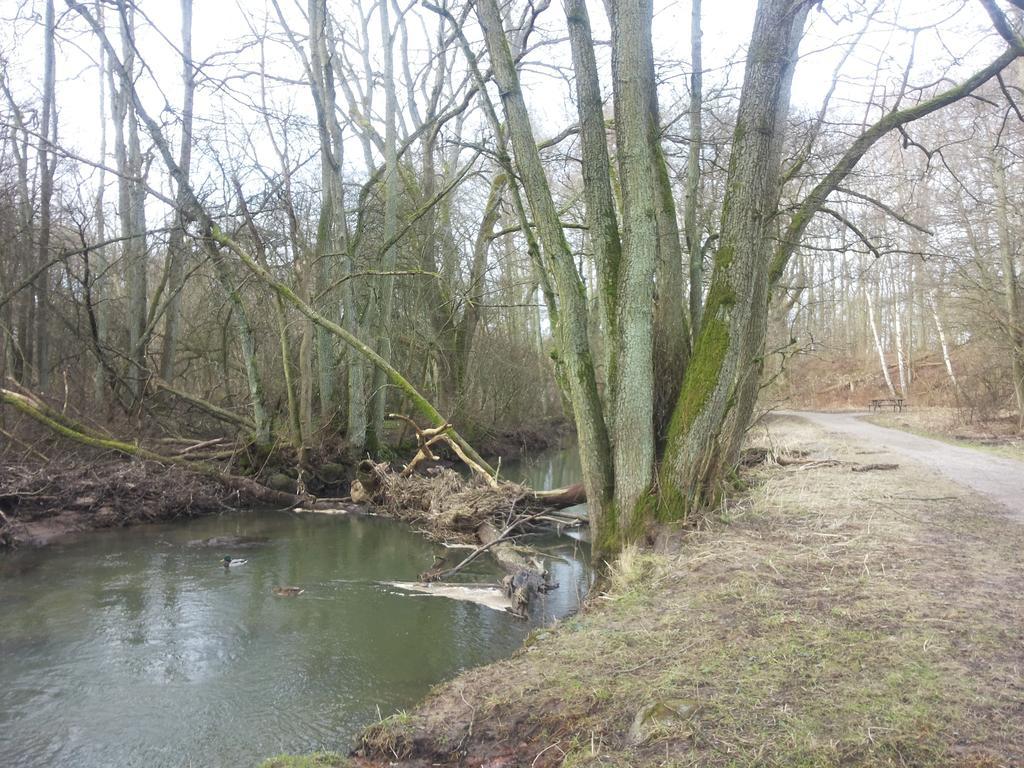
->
354 416 1024 767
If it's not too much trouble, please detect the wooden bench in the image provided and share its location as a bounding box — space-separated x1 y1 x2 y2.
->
870 397 905 413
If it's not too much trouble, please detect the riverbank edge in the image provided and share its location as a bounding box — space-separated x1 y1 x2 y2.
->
269 413 1024 768
0 418 571 550
0 458 238 547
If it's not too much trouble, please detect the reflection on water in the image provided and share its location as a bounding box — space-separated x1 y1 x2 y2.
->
0 497 589 767
500 443 582 491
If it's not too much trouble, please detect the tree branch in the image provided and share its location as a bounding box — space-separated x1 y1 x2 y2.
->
770 45 1022 284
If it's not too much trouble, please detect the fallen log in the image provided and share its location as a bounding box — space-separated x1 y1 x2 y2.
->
851 463 899 472
150 378 256 433
387 413 500 490
532 482 585 507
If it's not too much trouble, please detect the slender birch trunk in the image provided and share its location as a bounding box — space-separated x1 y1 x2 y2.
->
866 283 897 397
928 292 959 396
892 269 909 396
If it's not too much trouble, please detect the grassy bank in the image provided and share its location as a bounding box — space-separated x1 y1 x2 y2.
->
328 415 1023 767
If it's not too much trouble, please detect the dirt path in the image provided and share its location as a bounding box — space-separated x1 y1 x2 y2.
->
781 410 1024 520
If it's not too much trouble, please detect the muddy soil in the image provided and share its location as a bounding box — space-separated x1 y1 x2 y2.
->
0 458 239 547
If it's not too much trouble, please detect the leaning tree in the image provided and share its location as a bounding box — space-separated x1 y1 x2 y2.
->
459 0 1024 557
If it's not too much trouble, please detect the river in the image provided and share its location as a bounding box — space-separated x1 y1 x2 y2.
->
0 445 586 767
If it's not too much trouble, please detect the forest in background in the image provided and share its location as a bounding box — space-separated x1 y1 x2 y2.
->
2 0 1023 554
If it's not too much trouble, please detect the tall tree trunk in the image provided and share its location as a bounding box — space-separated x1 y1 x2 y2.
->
658 0 809 517
3 94 33 383
685 0 704 337
158 0 195 382
111 5 148 403
475 0 615 552
565 0 622 408
34 0 56 391
993 155 1024 427
632 0 691 443
306 0 363 445
369 0 401 450
92 1 109 407
606 0 660 531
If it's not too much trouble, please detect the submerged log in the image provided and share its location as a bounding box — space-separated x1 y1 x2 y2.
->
367 454 575 617
384 581 516 613
502 568 557 618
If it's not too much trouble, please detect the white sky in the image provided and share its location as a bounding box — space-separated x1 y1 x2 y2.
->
0 0 1011 225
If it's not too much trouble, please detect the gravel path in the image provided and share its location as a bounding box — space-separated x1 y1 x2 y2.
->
780 410 1024 520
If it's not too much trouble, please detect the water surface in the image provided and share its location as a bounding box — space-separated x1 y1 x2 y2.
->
0 446 587 767
501 441 582 491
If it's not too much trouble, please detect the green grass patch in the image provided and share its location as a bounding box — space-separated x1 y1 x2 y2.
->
257 752 349 768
